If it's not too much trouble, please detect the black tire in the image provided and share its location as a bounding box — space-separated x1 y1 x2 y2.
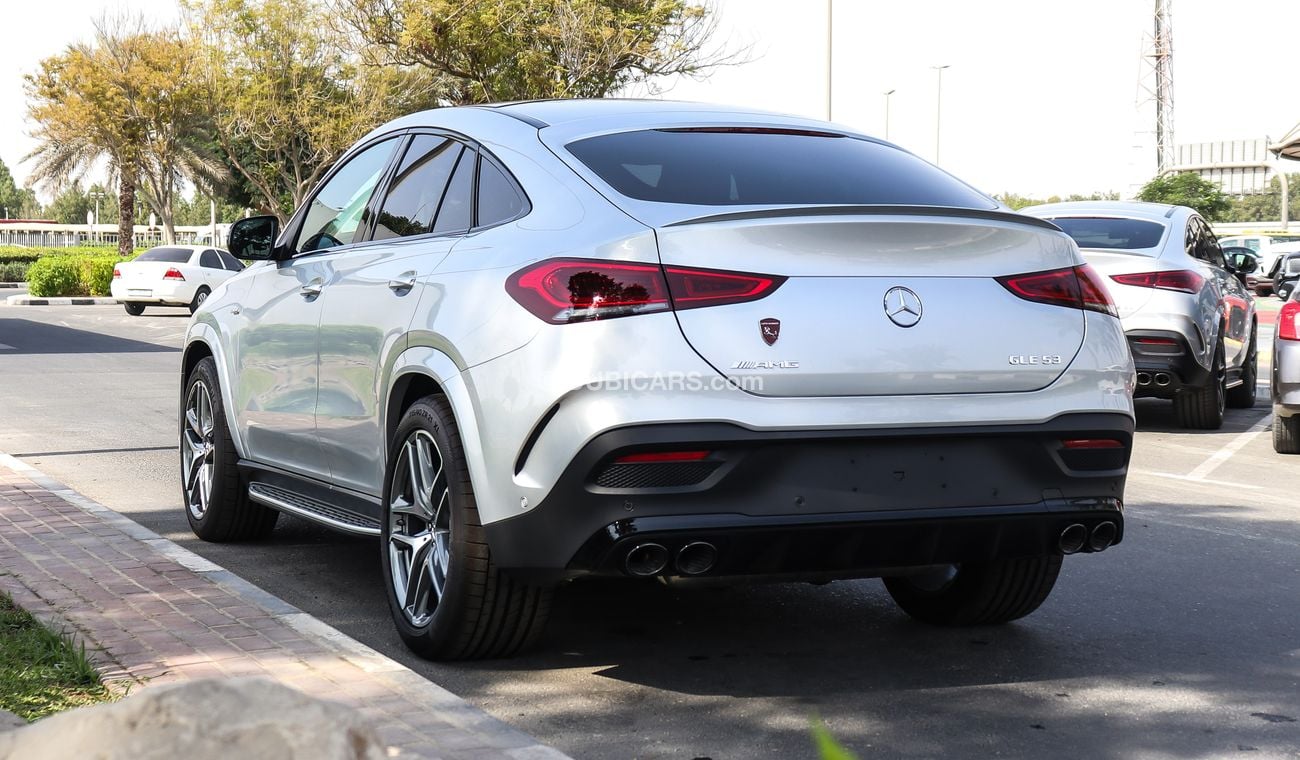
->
1173 339 1226 429
123 302 145 316
883 556 1063 626
189 287 211 315
1274 414 1300 454
181 357 278 541
1279 284 1294 301
380 395 551 660
1226 327 1257 409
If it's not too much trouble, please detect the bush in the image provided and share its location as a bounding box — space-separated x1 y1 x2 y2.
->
0 246 143 265
79 258 117 296
25 257 85 296
0 262 28 282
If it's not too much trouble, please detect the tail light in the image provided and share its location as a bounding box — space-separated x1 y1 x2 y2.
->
996 265 1118 317
1110 269 1204 294
506 258 784 324
112 267 121 279
163 267 185 281
1280 301 1300 341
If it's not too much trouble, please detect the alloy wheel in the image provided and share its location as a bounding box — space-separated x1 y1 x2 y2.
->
387 430 451 628
182 380 216 520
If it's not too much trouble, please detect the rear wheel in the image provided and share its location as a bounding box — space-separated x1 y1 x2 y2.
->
124 302 145 316
189 286 211 315
181 357 278 541
1174 339 1226 429
1279 283 1294 301
1226 327 1258 409
884 556 1063 626
1274 414 1300 454
381 396 551 660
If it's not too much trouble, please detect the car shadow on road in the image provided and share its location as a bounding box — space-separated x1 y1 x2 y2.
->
0 318 178 353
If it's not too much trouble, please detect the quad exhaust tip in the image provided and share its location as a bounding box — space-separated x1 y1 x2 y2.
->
1089 521 1118 552
1154 373 1172 387
1137 372 1152 386
1059 524 1088 555
625 543 669 577
675 542 718 576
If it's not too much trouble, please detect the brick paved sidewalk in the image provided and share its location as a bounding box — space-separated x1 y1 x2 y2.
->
0 453 567 760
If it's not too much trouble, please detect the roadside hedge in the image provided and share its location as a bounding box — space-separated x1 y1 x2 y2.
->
0 246 142 267
25 255 119 296
0 262 28 282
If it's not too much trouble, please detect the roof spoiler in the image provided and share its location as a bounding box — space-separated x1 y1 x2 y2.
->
662 205 1064 232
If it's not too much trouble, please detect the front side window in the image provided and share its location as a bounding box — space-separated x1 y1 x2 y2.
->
566 128 995 208
296 138 399 253
217 251 244 271
373 136 463 241
199 250 221 269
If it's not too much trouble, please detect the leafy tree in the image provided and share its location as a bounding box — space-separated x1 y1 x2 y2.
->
48 182 92 225
996 191 1121 211
331 0 731 103
0 159 27 218
1136 172 1231 221
184 0 438 221
1223 174 1300 223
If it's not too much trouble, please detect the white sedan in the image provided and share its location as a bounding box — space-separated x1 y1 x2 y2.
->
111 245 244 316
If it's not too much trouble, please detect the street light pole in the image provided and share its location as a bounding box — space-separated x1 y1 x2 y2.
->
932 65 950 164
826 0 833 121
883 89 896 140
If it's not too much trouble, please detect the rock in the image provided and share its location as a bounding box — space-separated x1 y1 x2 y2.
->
0 711 24 733
0 678 386 760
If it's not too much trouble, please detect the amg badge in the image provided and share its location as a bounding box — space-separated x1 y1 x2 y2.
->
760 317 781 346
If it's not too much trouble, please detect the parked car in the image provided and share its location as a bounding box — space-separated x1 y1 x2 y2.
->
111 245 244 315
180 100 1135 660
1218 234 1300 292
1244 242 1300 297
1022 201 1258 428
1273 287 1300 452
1271 252 1300 301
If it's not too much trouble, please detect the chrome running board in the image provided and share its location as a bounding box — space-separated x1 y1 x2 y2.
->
247 482 381 537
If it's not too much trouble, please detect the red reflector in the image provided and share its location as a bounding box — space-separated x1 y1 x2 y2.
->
506 258 784 324
1133 337 1178 345
163 267 185 281
996 265 1118 317
1110 269 1203 294
112 267 121 279
1280 301 1300 341
614 450 712 464
1061 439 1124 449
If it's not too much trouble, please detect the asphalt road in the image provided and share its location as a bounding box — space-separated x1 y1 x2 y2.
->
1 303 1298 759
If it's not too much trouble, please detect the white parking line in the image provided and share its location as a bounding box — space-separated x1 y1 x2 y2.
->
1139 471 1263 490
1184 414 1273 481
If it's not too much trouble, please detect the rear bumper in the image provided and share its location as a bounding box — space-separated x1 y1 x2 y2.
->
1128 329 1210 398
1272 335 1300 414
485 412 1131 580
110 280 195 304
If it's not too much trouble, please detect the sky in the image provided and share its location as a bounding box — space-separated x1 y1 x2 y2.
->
3 0 1298 202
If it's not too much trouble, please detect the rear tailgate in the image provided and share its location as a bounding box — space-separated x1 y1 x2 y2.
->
658 210 1086 397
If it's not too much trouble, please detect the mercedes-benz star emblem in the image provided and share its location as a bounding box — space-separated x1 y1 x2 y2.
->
883 286 923 328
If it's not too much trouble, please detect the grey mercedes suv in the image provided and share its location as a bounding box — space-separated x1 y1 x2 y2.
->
180 100 1135 659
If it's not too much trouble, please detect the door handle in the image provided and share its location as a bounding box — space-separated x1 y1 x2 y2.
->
388 271 418 293
300 279 323 298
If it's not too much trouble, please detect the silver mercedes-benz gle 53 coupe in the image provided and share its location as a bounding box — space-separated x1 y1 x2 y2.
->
1023 201 1258 429
180 100 1135 659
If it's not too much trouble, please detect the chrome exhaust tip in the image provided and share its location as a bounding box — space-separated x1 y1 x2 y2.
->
1088 521 1118 552
1154 373 1172 387
625 543 669 577
1059 523 1088 555
675 542 718 576
1136 372 1152 386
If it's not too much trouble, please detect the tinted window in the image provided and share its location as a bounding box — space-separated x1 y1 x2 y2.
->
374 136 463 240
1196 220 1226 267
1048 217 1166 251
199 250 221 269
476 157 526 227
217 251 244 271
431 150 474 235
566 128 995 208
296 138 399 253
135 247 193 263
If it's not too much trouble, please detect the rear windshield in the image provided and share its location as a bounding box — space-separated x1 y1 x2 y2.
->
135 247 193 263
566 128 995 209
1047 217 1166 251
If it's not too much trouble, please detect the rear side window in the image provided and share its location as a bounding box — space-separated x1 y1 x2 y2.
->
1048 217 1166 251
135 247 193 263
565 128 995 208
431 150 475 235
373 136 463 240
476 157 526 227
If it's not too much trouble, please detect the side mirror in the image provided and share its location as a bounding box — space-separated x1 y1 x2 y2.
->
228 215 282 260
1228 252 1258 275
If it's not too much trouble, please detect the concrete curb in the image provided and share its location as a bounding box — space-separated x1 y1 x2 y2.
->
0 451 570 759
5 295 116 306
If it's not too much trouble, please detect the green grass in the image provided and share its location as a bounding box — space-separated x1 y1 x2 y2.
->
0 594 113 722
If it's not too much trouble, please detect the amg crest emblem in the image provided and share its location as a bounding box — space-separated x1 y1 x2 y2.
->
760 318 781 346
